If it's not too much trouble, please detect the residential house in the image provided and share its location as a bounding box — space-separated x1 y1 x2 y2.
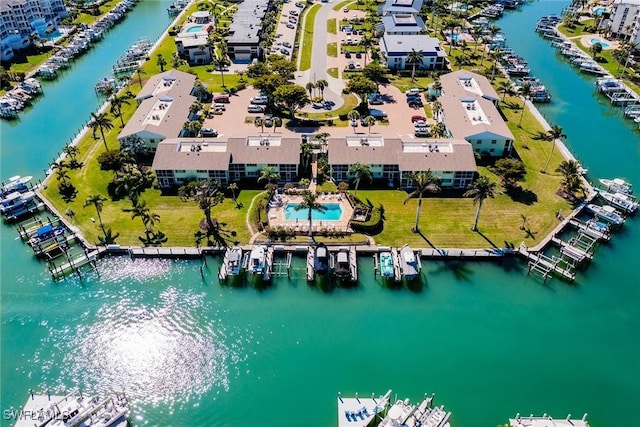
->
438 70 515 157
226 0 269 61
175 30 211 65
381 13 425 35
0 0 68 61
379 33 446 70
152 135 301 189
382 0 424 16
327 136 477 189
118 70 197 152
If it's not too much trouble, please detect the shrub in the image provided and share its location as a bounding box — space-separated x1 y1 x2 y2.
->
97 150 127 171
350 204 383 234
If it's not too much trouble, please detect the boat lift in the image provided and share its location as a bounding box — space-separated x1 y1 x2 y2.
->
270 246 293 278
372 247 402 283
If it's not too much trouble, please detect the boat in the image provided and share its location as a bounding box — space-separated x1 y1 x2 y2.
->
586 218 610 235
580 62 607 75
333 248 351 280
399 245 420 281
337 390 391 427
0 190 36 215
594 188 638 214
529 85 552 102
379 251 395 279
599 177 633 195
28 224 66 247
1 175 32 196
313 243 329 275
515 76 540 86
505 64 530 76
586 204 625 226
247 245 266 275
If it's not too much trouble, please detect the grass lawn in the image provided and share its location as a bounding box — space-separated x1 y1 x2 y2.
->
327 42 338 57
332 0 355 11
305 93 359 119
328 18 337 35
299 4 321 71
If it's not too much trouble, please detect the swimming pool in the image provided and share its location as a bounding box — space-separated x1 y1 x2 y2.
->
592 7 607 15
449 33 461 41
185 25 204 33
284 203 343 221
590 37 610 49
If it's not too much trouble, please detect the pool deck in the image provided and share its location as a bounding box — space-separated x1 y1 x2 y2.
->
266 192 355 233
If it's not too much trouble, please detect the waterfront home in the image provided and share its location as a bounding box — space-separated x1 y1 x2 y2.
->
152 135 301 189
327 136 477 189
382 0 424 16
175 30 211 65
439 70 515 157
119 70 197 152
0 0 69 61
379 34 446 70
381 14 425 35
609 0 640 43
226 0 269 61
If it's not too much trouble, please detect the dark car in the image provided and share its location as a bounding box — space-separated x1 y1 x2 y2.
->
344 51 351 58
355 52 362 59
295 1 304 7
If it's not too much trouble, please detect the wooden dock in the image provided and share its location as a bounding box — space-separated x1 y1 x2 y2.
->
264 246 274 281
569 218 610 241
127 246 203 258
348 246 358 283
306 246 314 282
49 248 104 280
519 246 576 282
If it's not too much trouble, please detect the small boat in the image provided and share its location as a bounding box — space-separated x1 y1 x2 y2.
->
333 248 351 280
1 175 32 196
515 76 540 86
505 64 530 76
399 245 420 281
28 224 65 247
599 177 632 195
379 251 395 279
586 204 625 226
219 246 246 284
595 188 638 214
247 245 266 275
580 62 607 75
586 218 610 234
0 190 36 214
313 243 329 275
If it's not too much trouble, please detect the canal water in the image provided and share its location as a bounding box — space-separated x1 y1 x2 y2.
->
1 1 639 426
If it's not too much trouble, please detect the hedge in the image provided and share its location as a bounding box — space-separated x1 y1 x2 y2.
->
350 204 383 234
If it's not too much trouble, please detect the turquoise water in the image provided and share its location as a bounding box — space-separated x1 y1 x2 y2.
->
1 1 639 427
284 203 343 221
185 25 204 33
593 7 606 15
590 37 610 49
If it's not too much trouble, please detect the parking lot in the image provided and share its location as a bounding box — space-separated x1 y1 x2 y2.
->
270 0 306 60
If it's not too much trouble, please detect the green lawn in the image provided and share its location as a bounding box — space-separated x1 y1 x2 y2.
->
299 4 322 71
327 67 339 78
327 42 338 57
328 18 337 35
305 93 359 119
332 0 355 11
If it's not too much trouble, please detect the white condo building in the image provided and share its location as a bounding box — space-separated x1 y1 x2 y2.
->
0 0 69 61
609 0 640 42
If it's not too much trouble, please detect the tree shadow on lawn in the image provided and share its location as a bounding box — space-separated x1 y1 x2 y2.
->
475 229 499 249
505 185 538 205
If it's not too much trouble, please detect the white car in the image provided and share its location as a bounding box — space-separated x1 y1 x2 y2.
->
248 104 266 113
405 88 421 96
250 96 268 105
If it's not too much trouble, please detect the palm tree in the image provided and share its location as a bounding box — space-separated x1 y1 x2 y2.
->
489 50 503 82
463 175 497 231
496 80 514 101
62 145 79 162
83 194 107 231
590 41 603 59
236 70 247 82
347 110 360 133
294 191 327 237
192 79 209 102
156 54 167 72
316 79 328 99
134 66 146 88
555 159 584 196
55 169 70 183
406 49 423 82
348 162 372 196
360 36 374 66
541 124 567 173
471 25 483 55
171 52 186 69
257 166 280 185
110 95 130 127
403 170 441 233
272 117 283 133
227 182 239 203
213 56 229 87
306 81 315 98
432 121 447 138
254 117 265 133
123 199 160 231
88 112 113 150
363 115 375 133
518 82 531 127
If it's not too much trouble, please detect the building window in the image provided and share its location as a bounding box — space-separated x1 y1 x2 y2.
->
196 170 207 173
489 148 495 153
491 139 497 144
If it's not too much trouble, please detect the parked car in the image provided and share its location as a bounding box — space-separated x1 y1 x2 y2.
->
355 52 362 59
289 9 298 15
414 127 430 136
286 23 295 29
343 6 349 12
283 41 292 48
281 48 290 55
288 16 297 23
355 63 361 69
405 88 421 96
248 104 266 113
250 96 268 105
368 96 383 105
214 65 229 72
213 94 230 103
200 127 218 137
213 103 226 111
411 115 427 123
295 1 304 7
344 51 351 59
369 109 387 119
414 120 427 127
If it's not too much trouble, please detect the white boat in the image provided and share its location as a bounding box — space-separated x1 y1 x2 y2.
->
1 175 32 196
586 218 610 234
580 62 608 75
586 204 625 226
599 177 633 195
379 251 395 279
247 245 266 275
0 190 36 214
595 188 638 214
399 245 420 280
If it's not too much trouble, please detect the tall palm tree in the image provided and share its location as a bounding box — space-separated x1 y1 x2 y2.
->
315 79 328 99
463 175 497 231
156 54 167 72
406 49 423 82
360 36 374 66
555 159 584 196
62 145 79 162
55 169 70 183
489 49 503 82
134 66 146 88
347 110 360 133
294 191 327 237
227 182 239 202
123 199 160 231
403 170 441 232
254 117 265 133
306 81 315 98
497 80 514 101
84 194 107 231
542 124 567 173
363 115 375 133
213 56 229 87
518 82 531 127
88 112 113 150
257 166 280 185
110 95 130 127
272 117 283 133
348 162 372 196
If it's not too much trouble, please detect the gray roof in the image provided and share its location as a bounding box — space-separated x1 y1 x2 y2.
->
136 69 196 102
439 70 514 141
227 0 268 45
328 137 477 172
228 137 301 165
152 139 231 171
380 34 445 57
382 14 425 34
382 0 424 14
